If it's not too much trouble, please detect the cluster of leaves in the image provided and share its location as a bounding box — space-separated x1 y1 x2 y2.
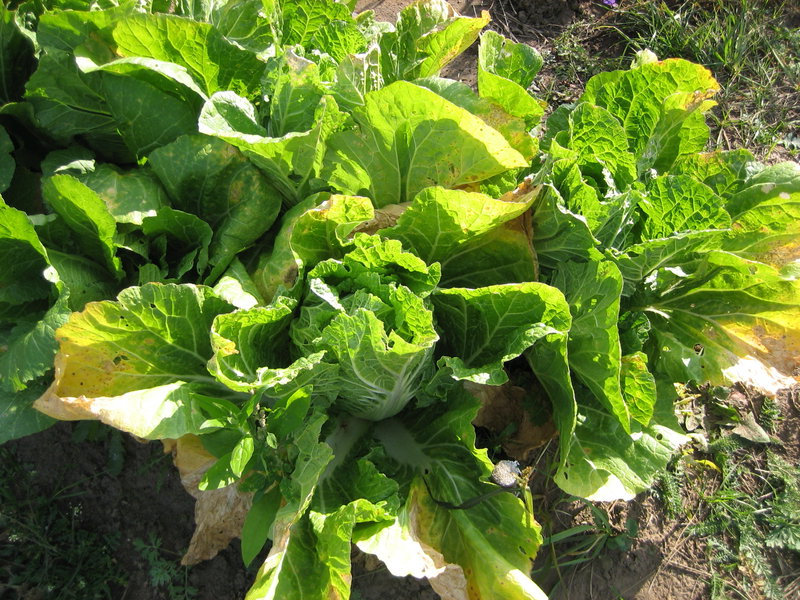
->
1 1 798 599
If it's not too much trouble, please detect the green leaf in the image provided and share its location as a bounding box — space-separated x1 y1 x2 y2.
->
46 248 117 311
241 485 282 567
141 207 213 279
266 51 326 138
209 297 296 391
639 251 800 394
638 174 730 240
432 282 571 386
44 283 232 398
246 414 334 599
230 433 255 477
309 18 367 63
0 380 55 443
580 57 720 174
478 30 544 129
148 134 283 281
555 383 687 501
0 5 37 103
253 192 373 302
379 0 488 82
210 0 280 55
671 148 756 198
97 70 201 158
281 0 352 47
109 13 265 98
726 161 800 233
554 103 637 192
0 126 14 194
325 44 383 111
382 184 538 286
24 51 128 160
199 92 344 205
553 259 631 432
323 81 527 207
35 4 133 53
363 390 546 600
415 76 538 160
530 185 603 269
0 196 51 309
620 352 657 427
42 174 122 278
0 290 71 392
80 164 168 225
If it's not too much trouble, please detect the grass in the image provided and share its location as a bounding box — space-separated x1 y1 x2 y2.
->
134 533 199 600
606 0 800 159
520 0 800 161
0 446 128 599
529 381 800 600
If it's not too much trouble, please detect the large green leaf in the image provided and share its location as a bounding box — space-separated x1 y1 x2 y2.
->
639 251 800 394
555 383 687 501
1 5 36 104
293 236 440 421
382 185 537 287
245 414 335 600
580 56 719 174
35 4 133 53
148 134 283 281
109 13 265 98
32 283 238 438
0 127 12 193
24 51 125 158
551 103 637 192
80 164 168 225
266 52 326 137
208 297 296 391
0 197 51 309
41 174 122 278
253 192 373 302
210 0 281 54
671 148 755 199
530 185 603 269
323 80 527 207
281 0 353 48
432 282 571 387
199 91 343 205
379 0 488 83
716 161 800 278
42 283 232 398
0 380 55 444
361 390 547 600
637 174 730 240
553 259 631 432
415 76 538 160
0 289 71 393
477 30 544 129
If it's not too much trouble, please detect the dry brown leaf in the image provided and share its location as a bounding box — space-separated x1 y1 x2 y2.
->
164 435 253 565
467 381 556 462
353 202 410 234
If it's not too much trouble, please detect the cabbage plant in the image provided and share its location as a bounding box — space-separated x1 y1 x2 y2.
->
1 1 798 599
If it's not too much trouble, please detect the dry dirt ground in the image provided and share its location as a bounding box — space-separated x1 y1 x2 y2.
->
3 2 798 600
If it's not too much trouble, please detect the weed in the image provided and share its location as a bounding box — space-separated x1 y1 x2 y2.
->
0 447 127 599
679 434 800 599
133 533 198 600
607 0 800 159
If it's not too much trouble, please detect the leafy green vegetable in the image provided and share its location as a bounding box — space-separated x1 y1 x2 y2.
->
1 4 798 600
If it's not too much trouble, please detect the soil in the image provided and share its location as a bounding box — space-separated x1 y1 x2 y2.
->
3 2 799 600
